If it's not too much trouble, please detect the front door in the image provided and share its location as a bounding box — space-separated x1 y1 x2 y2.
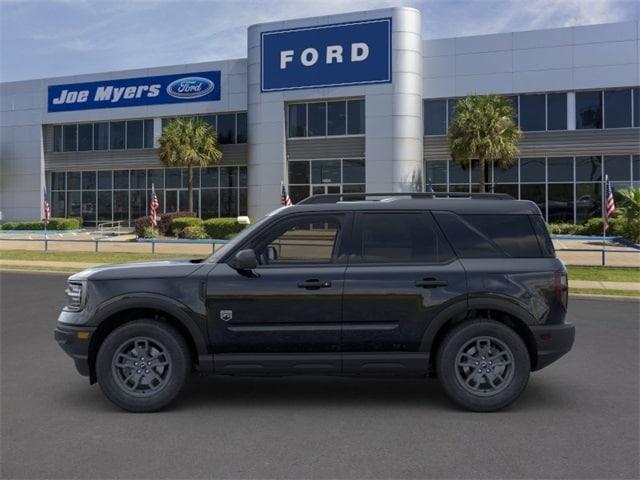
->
206 212 350 373
341 211 467 374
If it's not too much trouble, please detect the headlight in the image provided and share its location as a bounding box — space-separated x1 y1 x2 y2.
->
64 282 85 311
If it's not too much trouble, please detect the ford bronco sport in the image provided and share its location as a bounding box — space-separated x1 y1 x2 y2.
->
55 192 575 412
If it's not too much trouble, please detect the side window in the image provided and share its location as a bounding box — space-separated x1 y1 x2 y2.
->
461 214 543 258
254 215 342 265
433 212 502 258
355 212 454 264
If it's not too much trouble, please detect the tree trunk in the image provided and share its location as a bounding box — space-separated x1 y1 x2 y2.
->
479 157 486 192
187 164 193 213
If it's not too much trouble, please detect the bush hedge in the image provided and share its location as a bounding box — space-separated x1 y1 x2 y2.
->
133 216 153 237
180 225 208 239
159 211 196 236
547 217 627 238
203 217 247 239
170 217 203 237
0 217 81 230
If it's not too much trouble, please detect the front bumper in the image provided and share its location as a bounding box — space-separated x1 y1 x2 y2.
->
530 321 575 371
54 323 96 377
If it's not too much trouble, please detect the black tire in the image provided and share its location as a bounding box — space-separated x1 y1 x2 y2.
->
436 319 530 412
96 320 190 412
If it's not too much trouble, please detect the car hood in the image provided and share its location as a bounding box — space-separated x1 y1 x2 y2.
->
68 259 208 281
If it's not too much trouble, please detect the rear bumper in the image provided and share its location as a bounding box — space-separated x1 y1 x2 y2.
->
530 321 575 371
54 324 95 377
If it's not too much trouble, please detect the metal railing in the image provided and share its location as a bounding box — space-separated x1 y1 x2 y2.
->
97 220 123 235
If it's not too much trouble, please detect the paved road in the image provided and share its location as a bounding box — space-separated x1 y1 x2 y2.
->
1 271 638 479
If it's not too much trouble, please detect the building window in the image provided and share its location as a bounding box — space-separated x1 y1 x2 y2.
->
633 88 639 128
425 160 447 185
424 99 447 135
347 99 365 135
576 156 602 182
78 124 93 151
288 104 307 138
576 91 602 129
287 100 364 138
63 124 77 152
604 89 632 129
519 94 546 132
143 119 154 148
547 93 567 130
604 155 631 181
126 120 144 149
53 125 62 152
288 159 365 203
447 99 459 126
236 113 247 143
94 122 109 150
327 101 346 135
109 121 125 149
547 157 573 182
520 158 545 183
308 102 327 137
217 114 236 144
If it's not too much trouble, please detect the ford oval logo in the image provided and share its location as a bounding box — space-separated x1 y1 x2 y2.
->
166 77 215 99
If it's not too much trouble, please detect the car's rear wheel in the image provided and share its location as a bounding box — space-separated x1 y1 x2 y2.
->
96 320 190 412
436 319 530 412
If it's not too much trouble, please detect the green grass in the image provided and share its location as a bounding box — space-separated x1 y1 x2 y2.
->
0 250 203 264
571 287 640 298
567 266 640 282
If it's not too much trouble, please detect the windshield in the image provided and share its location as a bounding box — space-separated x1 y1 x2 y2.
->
205 209 284 263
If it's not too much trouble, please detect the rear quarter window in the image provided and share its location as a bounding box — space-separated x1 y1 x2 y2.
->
434 212 545 258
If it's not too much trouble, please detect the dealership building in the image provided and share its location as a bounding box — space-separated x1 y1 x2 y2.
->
1 7 638 225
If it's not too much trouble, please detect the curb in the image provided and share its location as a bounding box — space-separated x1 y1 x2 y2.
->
570 293 640 303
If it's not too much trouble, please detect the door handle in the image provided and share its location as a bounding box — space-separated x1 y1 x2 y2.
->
415 278 448 288
297 279 332 289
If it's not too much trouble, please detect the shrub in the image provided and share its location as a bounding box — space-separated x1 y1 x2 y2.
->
203 217 247 239
133 216 153 237
179 225 208 239
141 226 156 239
1 217 82 230
159 211 196 236
0 222 19 230
170 217 203 237
48 217 81 230
547 223 581 235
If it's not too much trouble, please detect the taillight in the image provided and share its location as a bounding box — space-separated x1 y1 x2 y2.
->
555 270 568 310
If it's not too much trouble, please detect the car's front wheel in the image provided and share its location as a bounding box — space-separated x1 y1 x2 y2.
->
96 320 190 412
436 319 530 412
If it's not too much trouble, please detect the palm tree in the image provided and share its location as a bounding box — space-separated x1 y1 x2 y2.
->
616 188 640 221
158 118 222 213
448 94 521 192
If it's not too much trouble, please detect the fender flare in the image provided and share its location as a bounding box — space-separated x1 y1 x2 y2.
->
419 294 536 354
90 293 209 357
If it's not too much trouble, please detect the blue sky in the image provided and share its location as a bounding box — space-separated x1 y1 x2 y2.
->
1 0 638 82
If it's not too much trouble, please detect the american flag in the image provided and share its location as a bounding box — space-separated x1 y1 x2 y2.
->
281 181 292 206
150 185 160 227
42 188 51 224
604 174 616 232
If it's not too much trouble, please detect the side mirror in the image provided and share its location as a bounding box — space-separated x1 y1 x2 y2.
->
234 249 257 271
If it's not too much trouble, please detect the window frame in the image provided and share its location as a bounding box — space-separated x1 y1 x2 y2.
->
287 99 365 140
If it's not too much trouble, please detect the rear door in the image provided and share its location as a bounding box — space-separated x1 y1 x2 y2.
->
341 211 467 374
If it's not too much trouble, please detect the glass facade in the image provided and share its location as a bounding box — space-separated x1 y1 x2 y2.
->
52 119 154 152
288 159 365 203
161 112 247 145
287 99 365 138
48 166 248 226
425 154 639 224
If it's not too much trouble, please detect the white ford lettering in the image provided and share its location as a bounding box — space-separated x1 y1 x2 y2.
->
278 42 370 69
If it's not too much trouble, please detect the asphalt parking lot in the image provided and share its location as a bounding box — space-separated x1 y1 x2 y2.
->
1 271 638 479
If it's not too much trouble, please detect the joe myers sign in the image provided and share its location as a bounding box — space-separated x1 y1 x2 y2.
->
261 18 391 92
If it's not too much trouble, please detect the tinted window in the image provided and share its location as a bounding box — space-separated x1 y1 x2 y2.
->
312 160 341 184
520 158 545 182
604 89 632 128
126 120 143 149
548 183 574 223
494 162 518 183
98 171 112 190
78 124 93 151
67 172 80 190
357 213 454 264
63 124 77 152
576 156 602 182
307 103 326 137
220 167 238 188
114 170 129 189
434 212 501 258
109 122 125 149
256 215 342 265
143 119 154 148
634 88 639 128
201 167 218 188
236 113 247 143
576 91 602 129
217 114 236 144
449 161 469 183
424 99 447 135
530 215 555 257
547 93 567 130
462 214 543 258
447 98 459 126
343 159 365 183
289 161 309 184
53 125 62 152
51 172 65 191
426 160 447 184
288 104 306 137
547 157 573 182
347 99 364 134
519 94 546 131
93 122 109 150
81 171 96 190
327 101 346 135
603 155 631 181
148 169 163 189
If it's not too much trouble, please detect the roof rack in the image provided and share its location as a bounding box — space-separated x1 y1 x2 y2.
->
297 192 514 205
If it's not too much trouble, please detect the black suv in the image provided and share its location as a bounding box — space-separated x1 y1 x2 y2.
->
55 193 574 412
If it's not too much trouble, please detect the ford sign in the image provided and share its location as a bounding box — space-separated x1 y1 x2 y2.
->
261 18 391 92
166 77 215 99
48 71 221 112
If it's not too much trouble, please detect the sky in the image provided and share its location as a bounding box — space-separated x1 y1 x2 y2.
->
1 0 638 82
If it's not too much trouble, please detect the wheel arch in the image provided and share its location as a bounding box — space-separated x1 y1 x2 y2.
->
87 295 209 383
422 296 538 372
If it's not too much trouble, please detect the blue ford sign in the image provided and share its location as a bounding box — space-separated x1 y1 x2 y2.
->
48 71 221 112
261 18 391 92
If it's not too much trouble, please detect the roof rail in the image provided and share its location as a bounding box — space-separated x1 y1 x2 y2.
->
297 192 514 205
